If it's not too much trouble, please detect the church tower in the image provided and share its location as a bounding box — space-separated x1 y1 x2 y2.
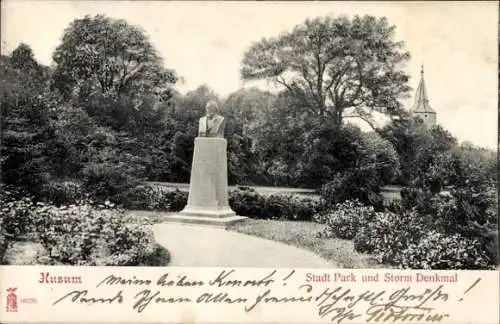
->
411 65 436 126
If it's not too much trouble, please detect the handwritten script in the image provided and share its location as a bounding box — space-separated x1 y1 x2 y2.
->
51 269 481 323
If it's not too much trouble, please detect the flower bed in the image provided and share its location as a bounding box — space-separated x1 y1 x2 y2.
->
33 203 165 266
319 199 494 269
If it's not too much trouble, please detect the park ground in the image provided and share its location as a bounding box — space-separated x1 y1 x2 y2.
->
4 216 385 268
4 183 395 268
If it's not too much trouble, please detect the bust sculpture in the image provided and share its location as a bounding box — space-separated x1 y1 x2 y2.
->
198 100 226 138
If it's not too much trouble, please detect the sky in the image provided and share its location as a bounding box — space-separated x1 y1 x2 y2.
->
1 1 498 149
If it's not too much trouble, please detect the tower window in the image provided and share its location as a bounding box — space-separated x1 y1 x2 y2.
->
425 114 428 117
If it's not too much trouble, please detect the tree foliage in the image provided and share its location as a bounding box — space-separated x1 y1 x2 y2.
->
241 15 411 127
52 14 176 104
221 88 276 184
161 86 219 182
0 45 53 190
222 87 275 138
45 14 180 185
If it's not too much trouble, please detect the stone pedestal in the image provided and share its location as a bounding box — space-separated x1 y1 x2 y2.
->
169 137 246 228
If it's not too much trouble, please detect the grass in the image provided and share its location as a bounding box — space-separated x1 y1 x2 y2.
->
228 218 389 269
123 210 168 225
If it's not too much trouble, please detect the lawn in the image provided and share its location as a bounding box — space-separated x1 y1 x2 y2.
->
228 218 389 269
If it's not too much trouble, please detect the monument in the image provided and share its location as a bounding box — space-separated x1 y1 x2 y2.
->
167 100 246 227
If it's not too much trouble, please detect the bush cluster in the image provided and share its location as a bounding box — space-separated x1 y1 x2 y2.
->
118 186 187 211
81 160 141 204
38 181 87 205
320 166 385 208
0 188 37 239
320 200 493 269
229 188 327 221
118 186 326 221
353 211 432 263
315 200 375 239
397 231 491 269
1 186 35 263
353 211 491 269
33 203 163 266
401 186 498 265
34 181 188 212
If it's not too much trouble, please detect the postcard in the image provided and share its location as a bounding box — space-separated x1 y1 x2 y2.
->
0 1 498 323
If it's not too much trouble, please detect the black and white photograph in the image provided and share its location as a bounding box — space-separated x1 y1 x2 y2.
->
1 0 498 271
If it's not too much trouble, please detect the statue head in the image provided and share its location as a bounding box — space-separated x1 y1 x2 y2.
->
205 100 219 118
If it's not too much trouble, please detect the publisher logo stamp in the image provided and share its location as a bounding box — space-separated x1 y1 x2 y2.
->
6 288 17 312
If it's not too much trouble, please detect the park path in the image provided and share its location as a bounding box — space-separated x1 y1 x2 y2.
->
152 223 335 268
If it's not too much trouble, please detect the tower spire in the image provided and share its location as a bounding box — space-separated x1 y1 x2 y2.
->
412 65 434 113
411 64 436 126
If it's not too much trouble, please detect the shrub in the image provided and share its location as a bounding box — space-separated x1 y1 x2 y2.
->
268 194 327 221
353 211 430 264
164 189 189 211
379 116 448 185
228 188 327 221
400 187 431 211
33 203 161 266
118 186 325 220
263 194 293 219
38 181 86 206
321 166 384 207
397 231 491 269
401 185 497 243
297 124 367 188
316 200 375 239
81 161 140 203
118 185 187 211
229 188 266 217
0 188 36 239
288 195 327 221
352 210 493 269
359 131 401 184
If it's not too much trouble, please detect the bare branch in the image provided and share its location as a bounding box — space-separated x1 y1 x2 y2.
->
299 66 322 110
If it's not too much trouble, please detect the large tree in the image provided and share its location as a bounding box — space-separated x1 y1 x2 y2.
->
48 15 180 183
379 114 459 185
241 15 411 128
51 14 176 103
0 45 53 189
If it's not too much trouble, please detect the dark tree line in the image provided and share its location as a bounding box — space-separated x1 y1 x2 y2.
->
1 14 495 201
